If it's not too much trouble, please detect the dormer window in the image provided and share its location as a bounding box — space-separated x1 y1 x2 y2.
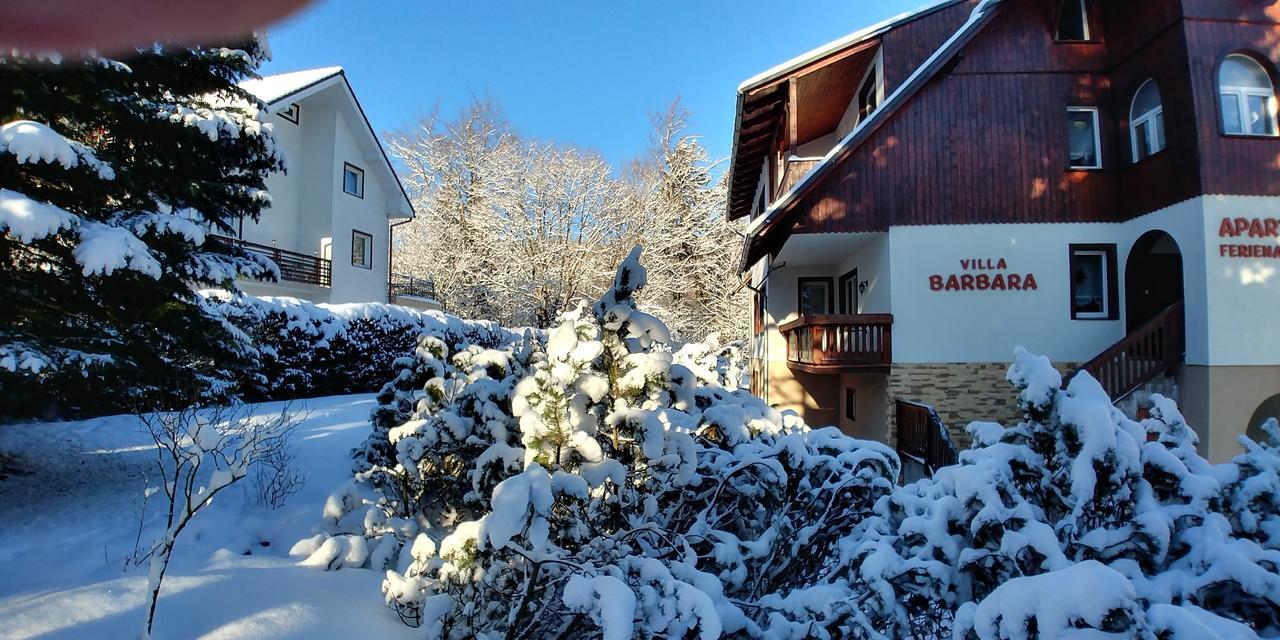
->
279 103 300 125
1055 0 1091 42
856 54 883 124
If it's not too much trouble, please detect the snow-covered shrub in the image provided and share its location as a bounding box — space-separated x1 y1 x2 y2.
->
846 348 1280 640
672 333 748 389
303 248 901 637
303 250 1280 640
200 292 522 402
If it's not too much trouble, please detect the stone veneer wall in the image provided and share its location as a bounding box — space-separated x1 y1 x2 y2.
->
886 362 1077 448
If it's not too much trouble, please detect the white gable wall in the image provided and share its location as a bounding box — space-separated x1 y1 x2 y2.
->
236 78 404 305
328 105 391 304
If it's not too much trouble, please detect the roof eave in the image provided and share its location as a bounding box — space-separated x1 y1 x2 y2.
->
739 0 1005 271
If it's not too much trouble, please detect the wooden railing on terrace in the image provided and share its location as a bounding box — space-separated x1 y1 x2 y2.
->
778 157 821 197
779 314 893 373
896 400 958 483
215 236 331 287
1066 301 1185 401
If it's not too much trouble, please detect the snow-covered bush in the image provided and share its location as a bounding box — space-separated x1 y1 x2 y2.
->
199 292 523 403
301 250 1280 640
672 333 748 390
841 348 1280 640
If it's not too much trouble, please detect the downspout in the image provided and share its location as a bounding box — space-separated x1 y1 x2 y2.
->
387 217 412 303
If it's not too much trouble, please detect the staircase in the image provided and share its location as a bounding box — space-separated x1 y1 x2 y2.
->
895 400 958 483
1066 301 1185 403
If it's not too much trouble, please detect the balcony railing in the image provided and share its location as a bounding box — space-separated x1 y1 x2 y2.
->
779 314 893 373
778 157 821 197
389 273 438 301
216 236 331 287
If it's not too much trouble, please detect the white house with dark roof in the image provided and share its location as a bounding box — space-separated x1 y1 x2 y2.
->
233 67 436 309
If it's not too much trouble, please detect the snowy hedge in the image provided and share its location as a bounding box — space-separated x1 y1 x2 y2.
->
1 291 523 419
201 292 526 403
297 249 1280 640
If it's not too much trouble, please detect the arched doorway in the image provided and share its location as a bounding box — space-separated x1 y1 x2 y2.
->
1247 394 1280 444
1125 230 1183 332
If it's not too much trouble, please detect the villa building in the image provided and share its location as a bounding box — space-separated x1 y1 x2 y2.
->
729 0 1280 466
233 67 438 310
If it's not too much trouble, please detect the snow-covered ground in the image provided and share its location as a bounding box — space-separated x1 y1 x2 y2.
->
0 394 415 640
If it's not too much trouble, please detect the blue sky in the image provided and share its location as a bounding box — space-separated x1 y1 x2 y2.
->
262 0 926 167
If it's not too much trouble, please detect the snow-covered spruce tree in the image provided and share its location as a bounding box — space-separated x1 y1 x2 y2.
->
302 247 902 637
0 43 284 417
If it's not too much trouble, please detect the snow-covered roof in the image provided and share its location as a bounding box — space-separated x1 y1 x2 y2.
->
736 0 963 93
240 67 415 219
240 66 343 104
738 0 1003 270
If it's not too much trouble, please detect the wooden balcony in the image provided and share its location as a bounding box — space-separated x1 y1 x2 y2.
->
778 157 820 197
779 314 893 373
215 236 331 288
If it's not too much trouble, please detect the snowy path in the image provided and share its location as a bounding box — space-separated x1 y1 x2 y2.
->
0 395 417 640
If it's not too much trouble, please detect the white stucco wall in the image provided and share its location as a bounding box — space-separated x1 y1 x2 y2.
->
834 234 891 314
327 107 391 304
888 198 1213 364
242 110 307 250
1200 195 1280 365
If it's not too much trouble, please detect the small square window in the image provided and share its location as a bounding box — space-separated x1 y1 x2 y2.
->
1067 107 1102 169
845 388 857 422
343 163 365 198
279 103 300 125
351 230 372 269
1069 244 1117 320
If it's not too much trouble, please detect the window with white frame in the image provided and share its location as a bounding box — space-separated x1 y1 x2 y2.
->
1067 107 1102 169
1219 54 1278 136
351 230 372 269
342 163 365 198
1055 0 1090 42
1069 244 1116 320
1130 79 1166 162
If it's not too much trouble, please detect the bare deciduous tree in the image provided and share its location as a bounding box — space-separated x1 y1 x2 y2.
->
386 98 746 341
137 403 298 639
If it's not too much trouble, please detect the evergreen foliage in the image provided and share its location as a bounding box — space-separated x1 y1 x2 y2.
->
0 43 283 417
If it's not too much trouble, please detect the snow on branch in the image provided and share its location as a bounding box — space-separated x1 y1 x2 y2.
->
0 120 115 179
74 221 162 278
0 187 77 243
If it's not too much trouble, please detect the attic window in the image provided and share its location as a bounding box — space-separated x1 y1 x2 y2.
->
280 103 300 125
343 163 365 198
1055 0 1091 42
856 53 884 124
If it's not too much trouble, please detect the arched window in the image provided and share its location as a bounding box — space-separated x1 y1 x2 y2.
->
1130 79 1165 162
1220 54 1278 136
